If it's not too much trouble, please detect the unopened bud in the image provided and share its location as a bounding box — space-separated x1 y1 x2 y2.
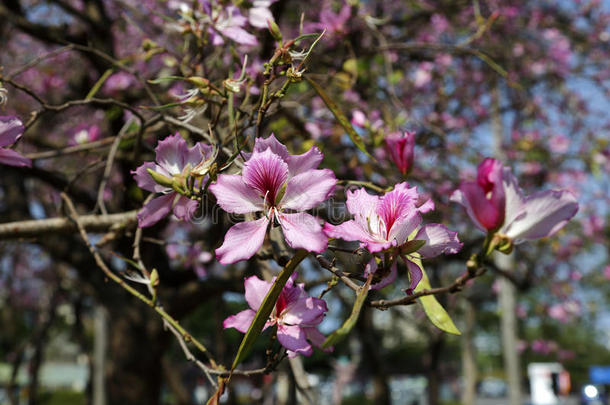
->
150 268 160 288
147 168 174 188
187 76 210 91
267 19 282 43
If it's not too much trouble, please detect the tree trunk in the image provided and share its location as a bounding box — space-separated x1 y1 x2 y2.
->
105 305 169 405
496 252 521 405
358 307 390 405
92 305 107 405
461 298 477 405
426 335 444 405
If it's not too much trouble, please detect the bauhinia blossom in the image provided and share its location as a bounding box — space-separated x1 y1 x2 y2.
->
0 116 32 168
324 183 462 292
132 134 214 227
451 158 579 244
202 2 258 46
224 274 331 357
452 158 506 231
385 131 416 175
210 135 336 264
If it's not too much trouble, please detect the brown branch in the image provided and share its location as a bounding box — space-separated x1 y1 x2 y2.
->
0 211 137 240
368 262 487 309
25 136 118 160
314 254 361 292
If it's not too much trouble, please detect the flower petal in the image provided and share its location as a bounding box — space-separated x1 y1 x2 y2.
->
155 133 189 175
0 116 24 147
172 195 198 221
132 162 171 193
281 169 336 210
345 188 379 228
244 275 272 311
454 181 505 231
287 146 324 176
0 148 32 168
137 194 174 227
323 220 376 244
415 224 463 258
387 210 422 246
209 174 263 214
503 189 578 243
304 327 333 352
277 324 312 357
252 134 290 161
450 188 486 232
184 142 208 168
279 212 327 253
223 309 256 333
221 26 258 46
501 167 526 228
242 148 289 203
282 296 328 326
215 217 269 264
364 259 397 290
404 259 423 295
249 6 274 28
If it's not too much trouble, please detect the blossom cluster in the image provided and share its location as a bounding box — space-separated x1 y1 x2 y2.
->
129 132 578 357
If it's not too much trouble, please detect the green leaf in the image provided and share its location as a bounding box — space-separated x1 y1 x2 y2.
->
412 255 461 335
86 69 114 100
230 250 309 372
322 274 372 348
304 76 373 159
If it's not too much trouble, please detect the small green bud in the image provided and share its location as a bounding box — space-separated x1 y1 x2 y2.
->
187 76 210 91
150 268 160 288
267 19 282 43
147 168 174 188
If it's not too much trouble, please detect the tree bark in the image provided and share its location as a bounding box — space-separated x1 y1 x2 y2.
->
92 305 107 405
461 298 477 405
496 252 521 405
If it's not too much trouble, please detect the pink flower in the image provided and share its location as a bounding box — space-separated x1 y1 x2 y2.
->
0 116 31 168
210 135 336 264
224 275 331 357
203 2 258 46
453 158 579 243
70 124 101 145
453 158 506 231
324 183 462 292
385 131 416 175
103 72 136 94
132 134 214 227
248 0 276 29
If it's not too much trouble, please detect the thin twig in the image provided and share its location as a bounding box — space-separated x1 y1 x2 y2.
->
315 255 361 292
96 118 134 215
60 193 217 367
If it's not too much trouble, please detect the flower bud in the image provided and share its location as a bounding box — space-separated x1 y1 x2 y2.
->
267 19 282 43
385 131 415 175
146 168 174 188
